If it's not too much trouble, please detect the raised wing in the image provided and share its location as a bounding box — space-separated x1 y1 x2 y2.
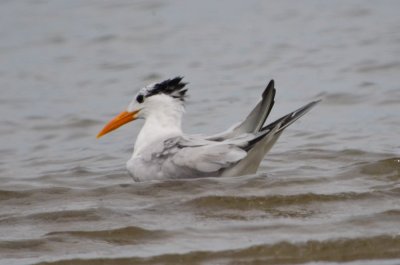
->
260 100 321 134
206 80 276 141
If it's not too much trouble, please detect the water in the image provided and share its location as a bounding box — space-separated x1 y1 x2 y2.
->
1 0 400 264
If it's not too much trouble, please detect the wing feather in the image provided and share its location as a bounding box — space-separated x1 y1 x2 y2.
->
206 80 276 141
171 143 247 173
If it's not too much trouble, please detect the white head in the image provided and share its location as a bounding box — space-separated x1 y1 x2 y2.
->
97 77 187 138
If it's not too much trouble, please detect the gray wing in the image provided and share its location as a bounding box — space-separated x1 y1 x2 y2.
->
160 126 280 178
153 99 320 179
157 136 249 178
172 142 247 173
206 80 276 141
260 100 321 134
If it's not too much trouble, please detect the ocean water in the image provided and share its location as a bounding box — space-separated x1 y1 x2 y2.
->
0 0 399 264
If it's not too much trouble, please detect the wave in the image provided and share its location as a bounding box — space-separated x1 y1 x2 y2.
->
34 235 400 265
184 192 372 210
0 208 106 225
359 158 400 178
46 226 169 245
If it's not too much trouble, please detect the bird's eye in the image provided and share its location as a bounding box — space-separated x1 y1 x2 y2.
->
136 95 144 103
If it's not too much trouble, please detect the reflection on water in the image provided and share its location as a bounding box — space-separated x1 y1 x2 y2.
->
0 0 400 264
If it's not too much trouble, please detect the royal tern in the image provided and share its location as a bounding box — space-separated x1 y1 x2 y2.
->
97 77 319 182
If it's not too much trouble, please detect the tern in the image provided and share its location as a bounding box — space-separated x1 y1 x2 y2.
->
97 77 319 182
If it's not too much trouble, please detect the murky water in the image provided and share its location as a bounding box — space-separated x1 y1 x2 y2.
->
1 0 400 264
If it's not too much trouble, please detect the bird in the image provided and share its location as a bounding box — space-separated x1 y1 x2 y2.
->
97 77 319 182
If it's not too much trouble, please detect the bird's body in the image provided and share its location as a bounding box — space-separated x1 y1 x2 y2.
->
97 77 319 182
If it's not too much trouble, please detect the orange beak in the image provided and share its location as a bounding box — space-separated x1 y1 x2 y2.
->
97 109 140 138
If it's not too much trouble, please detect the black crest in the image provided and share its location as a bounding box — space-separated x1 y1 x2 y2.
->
146 76 188 101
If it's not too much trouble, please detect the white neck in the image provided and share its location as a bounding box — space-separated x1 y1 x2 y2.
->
133 100 184 155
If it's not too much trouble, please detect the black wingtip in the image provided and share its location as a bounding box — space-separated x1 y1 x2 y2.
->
268 79 274 88
172 76 184 83
260 99 321 134
307 99 322 108
263 79 275 98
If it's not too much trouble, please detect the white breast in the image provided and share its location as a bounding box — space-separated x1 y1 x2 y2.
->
126 155 165 182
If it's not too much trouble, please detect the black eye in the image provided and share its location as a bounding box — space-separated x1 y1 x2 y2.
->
136 95 144 103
